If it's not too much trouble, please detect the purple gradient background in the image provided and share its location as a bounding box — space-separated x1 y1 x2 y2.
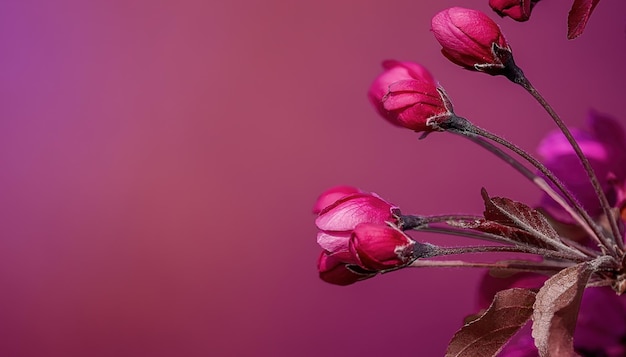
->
1 1 625 356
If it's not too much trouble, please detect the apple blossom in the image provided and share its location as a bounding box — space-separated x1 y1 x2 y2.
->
314 191 399 280
368 60 453 132
431 7 512 76
314 2 626 354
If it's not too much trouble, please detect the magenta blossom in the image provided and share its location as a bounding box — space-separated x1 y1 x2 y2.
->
315 191 398 255
431 7 511 75
349 223 417 271
314 189 401 285
537 111 626 224
489 0 534 22
368 60 452 132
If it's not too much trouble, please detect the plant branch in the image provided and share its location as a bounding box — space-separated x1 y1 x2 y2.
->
514 72 623 253
416 225 588 262
407 259 573 272
441 118 609 254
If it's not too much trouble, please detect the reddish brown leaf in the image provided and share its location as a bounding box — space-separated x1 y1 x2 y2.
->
481 188 561 248
536 207 589 244
478 272 547 310
446 288 536 357
531 262 594 356
567 0 600 39
458 219 557 250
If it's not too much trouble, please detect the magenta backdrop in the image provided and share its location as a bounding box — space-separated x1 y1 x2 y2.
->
1 1 625 356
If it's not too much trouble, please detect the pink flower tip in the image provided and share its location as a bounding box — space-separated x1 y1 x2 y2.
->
368 60 453 133
312 186 362 214
489 0 533 22
315 192 397 233
431 7 512 75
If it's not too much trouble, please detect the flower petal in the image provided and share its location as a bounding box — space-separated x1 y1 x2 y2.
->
316 231 351 255
313 185 362 214
349 223 416 271
315 193 395 231
567 0 601 39
317 251 375 286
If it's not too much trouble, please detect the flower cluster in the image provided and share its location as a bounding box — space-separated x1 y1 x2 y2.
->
313 3 625 356
314 187 430 286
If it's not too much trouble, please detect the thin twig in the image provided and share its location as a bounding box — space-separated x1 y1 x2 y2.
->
417 225 588 261
444 124 608 254
516 75 623 254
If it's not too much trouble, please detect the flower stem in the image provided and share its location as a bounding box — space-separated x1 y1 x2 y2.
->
441 117 610 253
433 244 585 261
512 69 623 253
407 259 572 272
416 225 588 262
398 213 483 230
468 124 613 254
401 213 598 258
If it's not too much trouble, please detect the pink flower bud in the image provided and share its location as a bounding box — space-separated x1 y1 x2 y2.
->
317 251 375 286
368 60 453 132
489 0 533 22
315 192 396 233
349 223 417 271
312 185 362 214
431 7 512 75
315 191 398 271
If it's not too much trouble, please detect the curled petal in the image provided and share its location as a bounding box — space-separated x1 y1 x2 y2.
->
313 185 362 214
317 251 375 286
315 193 396 232
316 231 351 257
